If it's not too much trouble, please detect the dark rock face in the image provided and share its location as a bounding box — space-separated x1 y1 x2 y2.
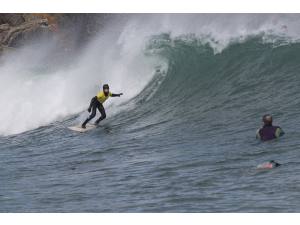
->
0 13 25 26
0 14 51 54
0 18 49 47
0 13 109 55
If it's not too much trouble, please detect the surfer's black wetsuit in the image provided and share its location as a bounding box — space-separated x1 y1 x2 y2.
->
85 96 106 125
82 93 122 128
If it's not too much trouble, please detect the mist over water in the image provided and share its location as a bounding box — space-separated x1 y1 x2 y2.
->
1 14 300 212
0 15 160 135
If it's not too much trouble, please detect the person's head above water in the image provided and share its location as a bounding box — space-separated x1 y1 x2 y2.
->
103 84 110 95
256 114 284 141
262 114 273 126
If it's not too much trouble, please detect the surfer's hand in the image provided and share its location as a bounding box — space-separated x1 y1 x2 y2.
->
119 93 123 97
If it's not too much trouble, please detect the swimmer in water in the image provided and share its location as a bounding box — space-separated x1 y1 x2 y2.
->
256 114 284 141
257 160 281 169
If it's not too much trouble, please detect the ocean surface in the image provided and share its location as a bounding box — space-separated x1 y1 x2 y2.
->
1 14 300 212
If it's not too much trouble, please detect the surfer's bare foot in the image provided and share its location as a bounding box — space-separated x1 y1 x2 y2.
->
81 124 86 129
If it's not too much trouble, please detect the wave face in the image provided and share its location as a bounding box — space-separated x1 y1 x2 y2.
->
1 14 300 212
136 34 300 136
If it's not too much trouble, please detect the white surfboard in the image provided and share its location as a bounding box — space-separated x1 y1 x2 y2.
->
68 124 97 133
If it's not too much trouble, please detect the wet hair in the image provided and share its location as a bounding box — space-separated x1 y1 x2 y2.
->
263 114 273 125
103 84 109 89
270 160 281 167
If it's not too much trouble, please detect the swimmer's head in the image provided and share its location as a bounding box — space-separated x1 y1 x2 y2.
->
263 114 273 126
270 160 281 167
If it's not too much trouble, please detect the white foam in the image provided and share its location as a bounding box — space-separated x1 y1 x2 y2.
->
124 14 300 52
0 17 160 136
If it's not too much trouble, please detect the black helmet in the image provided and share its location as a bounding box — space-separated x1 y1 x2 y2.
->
103 84 109 89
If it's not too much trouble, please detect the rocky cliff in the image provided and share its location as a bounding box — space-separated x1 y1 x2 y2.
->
0 13 109 55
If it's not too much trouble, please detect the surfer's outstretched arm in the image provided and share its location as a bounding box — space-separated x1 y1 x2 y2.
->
111 93 123 97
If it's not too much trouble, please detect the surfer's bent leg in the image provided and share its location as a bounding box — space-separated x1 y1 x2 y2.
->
82 101 99 128
95 103 106 124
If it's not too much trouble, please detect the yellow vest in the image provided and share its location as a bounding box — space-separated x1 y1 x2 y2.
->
96 91 112 104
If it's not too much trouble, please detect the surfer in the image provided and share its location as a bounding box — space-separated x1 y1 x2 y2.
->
81 84 123 129
256 114 284 141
